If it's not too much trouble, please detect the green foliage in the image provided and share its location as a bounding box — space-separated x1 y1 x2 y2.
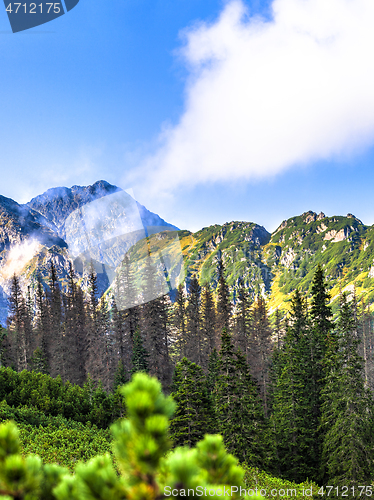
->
0 373 262 500
170 358 215 447
320 293 374 489
130 329 149 376
215 330 266 467
0 367 115 429
243 465 319 499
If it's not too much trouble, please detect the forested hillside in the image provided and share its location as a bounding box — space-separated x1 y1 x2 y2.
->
1 183 374 494
1 254 374 491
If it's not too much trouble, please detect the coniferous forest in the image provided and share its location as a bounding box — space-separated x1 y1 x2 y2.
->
1 253 374 497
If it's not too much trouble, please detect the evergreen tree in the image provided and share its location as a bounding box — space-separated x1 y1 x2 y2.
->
185 276 202 364
320 293 374 489
113 359 128 390
141 253 171 388
35 275 51 374
131 329 149 375
200 284 217 368
85 266 105 384
48 262 65 379
29 346 48 374
234 277 251 359
8 274 28 371
215 329 265 466
249 296 272 416
215 254 231 339
173 283 187 360
170 358 215 447
308 263 333 475
271 290 316 482
206 348 220 405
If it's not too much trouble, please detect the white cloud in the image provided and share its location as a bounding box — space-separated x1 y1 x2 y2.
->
0 240 41 280
136 0 374 191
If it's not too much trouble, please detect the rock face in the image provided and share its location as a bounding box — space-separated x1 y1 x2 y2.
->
0 181 180 325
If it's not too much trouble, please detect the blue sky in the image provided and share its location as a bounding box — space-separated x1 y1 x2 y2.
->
1 0 374 233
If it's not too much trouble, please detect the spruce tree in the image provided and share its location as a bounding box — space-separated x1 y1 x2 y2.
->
173 283 187 360
35 275 51 374
215 254 231 339
85 266 105 384
141 254 171 388
48 262 65 379
185 276 202 364
131 329 149 375
320 293 373 489
200 284 217 368
170 358 215 447
8 274 28 371
215 329 265 466
63 263 85 385
234 277 251 359
271 290 316 482
249 296 272 417
309 263 333 475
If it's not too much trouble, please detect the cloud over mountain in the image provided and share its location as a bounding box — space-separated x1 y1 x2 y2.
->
138 0 374 191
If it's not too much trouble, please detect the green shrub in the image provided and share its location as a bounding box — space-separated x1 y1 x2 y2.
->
0 373 263 500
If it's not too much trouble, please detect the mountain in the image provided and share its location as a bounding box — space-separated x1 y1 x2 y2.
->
0 180 179 326
1 181 374 325
113 210 374 317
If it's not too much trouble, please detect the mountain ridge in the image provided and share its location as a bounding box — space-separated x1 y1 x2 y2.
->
1 182 374 325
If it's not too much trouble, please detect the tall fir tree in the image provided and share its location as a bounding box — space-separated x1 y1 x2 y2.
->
173 283 187 360
200 284 217 368
234 277 251 360
35 275 51 374
320 293 374 489
185 275 202 365
170 358 215 447
85 265 105 384
215 254 231 340
249 296 272 417
48 262 65 379
271 290 317 482
308 263 333 475
131 328 149 375
140 253 171 388
8 274 28 371
215 329 266 466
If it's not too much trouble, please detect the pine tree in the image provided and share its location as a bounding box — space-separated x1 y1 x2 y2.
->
141 254 171 388
48 262 65 379
215 329 265 466
234 277 251 359
170 358 215 447
85 265 105 384
8 274 28 371
173 283 187 360
185 276 202 364
35 275 51 374
271 290 316 482
200 284 217 368
216 254 231 339
131 329 149 375
113 359 128 390
249 296 272 417
29 346 48 374
308 263 333 475
320 293 373 489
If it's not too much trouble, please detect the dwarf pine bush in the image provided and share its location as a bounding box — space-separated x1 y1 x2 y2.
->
0 372 263 500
